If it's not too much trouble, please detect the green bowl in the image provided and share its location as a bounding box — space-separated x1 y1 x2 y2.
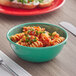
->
7 22 68 62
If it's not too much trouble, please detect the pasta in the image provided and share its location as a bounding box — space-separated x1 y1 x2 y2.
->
10 33 24 42
40 32 51 46
10 26 65 47
30 41 43 47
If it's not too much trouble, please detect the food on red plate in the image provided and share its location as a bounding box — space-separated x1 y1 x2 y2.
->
10 26 65 47
39 0 54 8
0 0 54 9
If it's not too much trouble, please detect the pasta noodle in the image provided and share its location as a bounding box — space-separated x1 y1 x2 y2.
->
55 37 65 43
30 41 43 47
10 26 65 47
40 32 51 46
10 33 24 42
16 41 28 46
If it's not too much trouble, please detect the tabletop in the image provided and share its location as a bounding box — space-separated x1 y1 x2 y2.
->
0 0 76 76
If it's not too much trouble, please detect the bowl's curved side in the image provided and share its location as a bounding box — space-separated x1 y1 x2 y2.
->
10 42 64 62
7 22 68 62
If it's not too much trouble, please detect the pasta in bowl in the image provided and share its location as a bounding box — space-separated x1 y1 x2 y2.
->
10 26 65 47
7 22 68 62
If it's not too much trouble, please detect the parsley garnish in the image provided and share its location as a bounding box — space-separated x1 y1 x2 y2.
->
48 33 52 36
51 36 54 39
38 0 43 3
10 0 14 1
36 30 38 35
28 0 33 2
17 0 21 2
31 29 34 31
32 37 37 42
27 30 31 33
25 37 30 42
43 31 46 33
21 0 24 4
38 31 43 34
26 38 30 42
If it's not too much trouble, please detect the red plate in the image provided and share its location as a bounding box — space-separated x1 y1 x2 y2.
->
0 0 65 16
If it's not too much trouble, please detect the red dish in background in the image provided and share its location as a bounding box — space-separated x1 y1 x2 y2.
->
0 0 65 16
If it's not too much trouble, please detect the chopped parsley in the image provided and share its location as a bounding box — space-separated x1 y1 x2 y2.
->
24 0 27 3
31 29 34 31
43 31 46 33
36 31 46 35
51 36 54 39
38 31 43 34
17 0 21 2
36 30 38 35
48 33 52 36
28 0 33 2
25 39 29 42
21 0 24 4
27 30 31 33
17 0 26 4
25 34 31 38
38 0 43 3
27 29 34 34
32 37 37 42
25 37 30 42
10 0 14 1
25 36 37 43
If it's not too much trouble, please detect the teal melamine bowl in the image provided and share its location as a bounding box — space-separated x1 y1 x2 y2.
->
7 22 68 62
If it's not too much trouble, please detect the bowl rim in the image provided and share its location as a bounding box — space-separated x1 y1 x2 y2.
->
6 22 68 49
